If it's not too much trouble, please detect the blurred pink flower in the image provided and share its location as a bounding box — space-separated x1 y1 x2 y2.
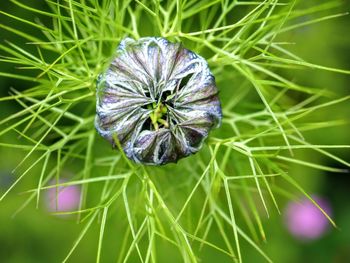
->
285 196 332 240
45 180 80 213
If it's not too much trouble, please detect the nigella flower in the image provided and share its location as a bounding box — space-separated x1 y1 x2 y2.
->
45 180 81 214
95 37 222 165
284 196 332 240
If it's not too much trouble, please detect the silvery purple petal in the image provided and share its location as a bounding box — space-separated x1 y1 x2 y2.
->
95 37 222 165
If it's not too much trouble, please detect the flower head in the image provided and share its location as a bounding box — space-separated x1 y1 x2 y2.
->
284 196 332 240
45 180 81 213
95 37 222 165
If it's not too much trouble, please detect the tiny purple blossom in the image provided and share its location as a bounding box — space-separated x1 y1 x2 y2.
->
45 180 81 213
284 195 332 240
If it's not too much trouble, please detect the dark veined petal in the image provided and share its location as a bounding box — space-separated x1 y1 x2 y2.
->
95 37 222 165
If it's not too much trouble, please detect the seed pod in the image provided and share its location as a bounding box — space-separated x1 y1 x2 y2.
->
95 37 222 165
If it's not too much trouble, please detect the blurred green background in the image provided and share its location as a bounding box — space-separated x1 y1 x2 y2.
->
0 1 349 262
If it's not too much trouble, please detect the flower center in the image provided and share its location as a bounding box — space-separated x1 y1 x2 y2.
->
147 101 169 130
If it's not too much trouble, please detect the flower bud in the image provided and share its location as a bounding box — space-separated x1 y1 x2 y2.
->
95 37 222 165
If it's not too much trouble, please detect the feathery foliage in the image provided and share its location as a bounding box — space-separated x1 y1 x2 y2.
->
0 0 349 262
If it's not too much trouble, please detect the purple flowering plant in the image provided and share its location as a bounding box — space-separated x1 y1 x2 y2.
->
0 1 349 262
